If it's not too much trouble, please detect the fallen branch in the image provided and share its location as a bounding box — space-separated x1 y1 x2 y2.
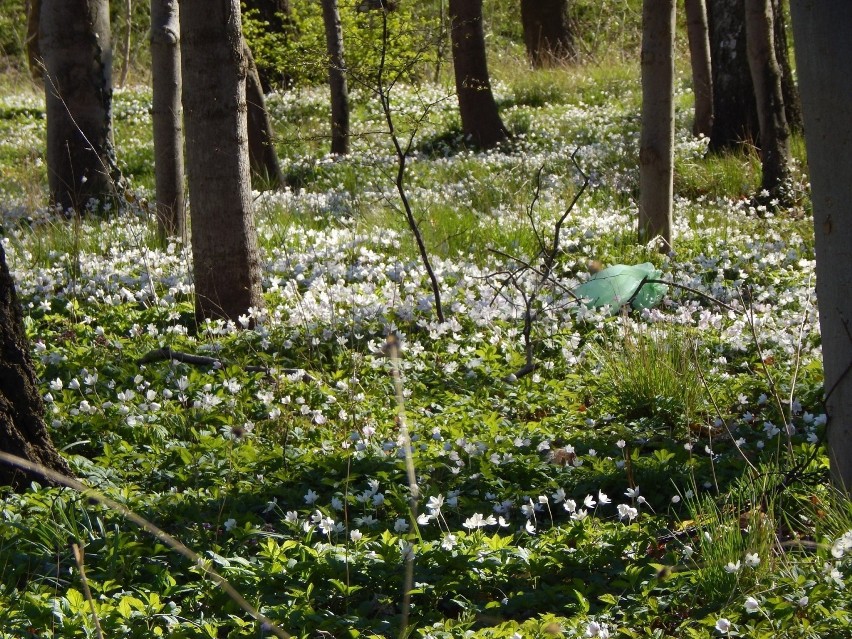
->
137 347 315 383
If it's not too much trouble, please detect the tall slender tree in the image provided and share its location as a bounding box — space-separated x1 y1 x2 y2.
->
638 0 676 248
744 0 791 203
684 0 713 137
180 0 264 323
520 0 575 68
448 0 507 148
150 0 185 241
771 0 802 132
39 0 121 214
0 244 74 490
320 0 350 155
790 0 852 493
244 40 287 188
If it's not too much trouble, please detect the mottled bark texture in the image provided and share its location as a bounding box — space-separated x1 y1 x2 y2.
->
320 0 350 155
150 0 186 241
790 0 852 493
707 0 759 150
0 244 74 490
638 0 676 248
771 0 802 132
684 0 714 137
520 0 575 68
448 0 507 148
745 0 791 203
180 0 265 324
40 0 120 214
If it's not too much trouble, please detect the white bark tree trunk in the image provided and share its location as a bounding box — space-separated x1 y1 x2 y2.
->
790 0 852 493
638 0 676 249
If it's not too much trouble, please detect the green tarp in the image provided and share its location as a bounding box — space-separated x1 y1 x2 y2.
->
573 262 667 314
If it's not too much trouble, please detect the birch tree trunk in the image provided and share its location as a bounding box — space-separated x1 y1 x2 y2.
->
40 0 120 214
684 0 713 137
745 0 791 204
180 0 265 324
320 0 350 155
790 0 852 493
448 0 507 149
638 0 676 249
150 0 185 241
0 244 74 490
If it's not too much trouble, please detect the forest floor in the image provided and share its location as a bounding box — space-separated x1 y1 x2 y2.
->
0 61 849 639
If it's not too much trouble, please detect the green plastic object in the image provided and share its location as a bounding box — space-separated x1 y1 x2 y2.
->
574 262 667 314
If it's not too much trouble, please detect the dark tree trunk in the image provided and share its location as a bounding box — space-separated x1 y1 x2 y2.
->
40 0 121 214
771 0 802 132
242 0 294 91
520 0 575 68
150 0 185 241
0 245 74 490
180 0 265 324
26 0 42 80
244 41 286 187
707 0 759 150
684 0 714 137
638 0 676 248
320 0 350 155
745 0 791 203
448 0 508 149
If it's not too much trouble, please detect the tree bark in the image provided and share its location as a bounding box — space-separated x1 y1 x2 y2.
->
119 0 133 86
520 0 575 68
25 0 42 81
320 0 350 155
0 245 74 490
744 0 791 203
771 0 802 132
150 0 186 242
180 0 265 324
39 0 121 214
448 0 508 149
638 0 676 249
244 40 286 188
684 0 714 137
707 0 759 150
790 0 852 494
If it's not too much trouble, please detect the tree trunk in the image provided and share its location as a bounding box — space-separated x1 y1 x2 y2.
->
320 0 350 155
119 0 133 86
684 0 714 137
790 0 852 494
180 0 265 324
771 0 802 132
150 0 186 242
707 0 759 150
520 0 575 68
448 0 508 149
26 0 42 81
744 0 791 204
0 245 74 490
244 40 286 188
40 0 121 214
638 0 676 249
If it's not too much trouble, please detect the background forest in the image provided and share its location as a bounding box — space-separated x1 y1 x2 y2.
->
0 1 851 638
